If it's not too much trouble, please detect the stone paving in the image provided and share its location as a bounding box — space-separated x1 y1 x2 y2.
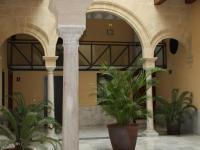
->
80 135 200 150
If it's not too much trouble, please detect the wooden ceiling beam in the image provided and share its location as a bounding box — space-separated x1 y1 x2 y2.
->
154 0 168 5
155 0 197 5
185 0 197 4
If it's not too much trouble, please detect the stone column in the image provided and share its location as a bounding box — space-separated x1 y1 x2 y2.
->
43 56 58 135
143 57 159 136
59 25 85 150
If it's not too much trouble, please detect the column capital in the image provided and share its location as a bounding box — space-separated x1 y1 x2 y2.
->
58 25 85 44
43 56 58 70
143 57 157 69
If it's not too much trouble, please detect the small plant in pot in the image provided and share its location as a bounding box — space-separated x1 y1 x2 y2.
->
155 89 197 135
97 62 162 150
0 93 61 150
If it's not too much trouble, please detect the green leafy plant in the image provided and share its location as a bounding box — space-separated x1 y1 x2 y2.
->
97 61 162 125
155 89 197 130
0 93 61 150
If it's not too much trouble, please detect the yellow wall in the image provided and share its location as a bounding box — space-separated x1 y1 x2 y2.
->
156 2 200 109
79 71 97 106
79 19 136 66
82 19 134 42
13 71 97 106
0 0 58 56
13 71 46 105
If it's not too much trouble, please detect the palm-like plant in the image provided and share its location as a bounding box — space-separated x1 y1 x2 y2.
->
0 93 61 150
155 89 197 134
97 62 162 125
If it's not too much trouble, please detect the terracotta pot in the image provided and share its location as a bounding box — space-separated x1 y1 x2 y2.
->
167 122 181 135
107 123 138 150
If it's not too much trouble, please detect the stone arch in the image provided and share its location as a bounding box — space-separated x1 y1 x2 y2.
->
151 29 185 57
0 23 50 56
151 29 192 61
87 1 151 54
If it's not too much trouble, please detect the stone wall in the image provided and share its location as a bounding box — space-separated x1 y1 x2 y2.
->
0 0 58 56
79 106 115 127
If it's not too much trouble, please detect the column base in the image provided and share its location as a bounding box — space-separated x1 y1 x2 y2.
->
48 128 56 137
46 130 62 150
142 129 159 137
194 110 200 135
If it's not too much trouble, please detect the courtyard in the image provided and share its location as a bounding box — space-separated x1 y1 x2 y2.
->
0 0 200 150
80 135 200 150
79 126 200 150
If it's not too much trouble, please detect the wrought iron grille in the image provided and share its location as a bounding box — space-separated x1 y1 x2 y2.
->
7 39 45 70
79 41 142 70
7 39 166 71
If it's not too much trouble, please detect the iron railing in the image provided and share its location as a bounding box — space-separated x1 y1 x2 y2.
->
7 39 45 70
78 41 142 70
7 40 166 71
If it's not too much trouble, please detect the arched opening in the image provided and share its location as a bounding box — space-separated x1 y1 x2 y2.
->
154 38 180 100
53 12 170 139
153 38 193 133
0 34 46 109
79 11 142 70
78 11 144 139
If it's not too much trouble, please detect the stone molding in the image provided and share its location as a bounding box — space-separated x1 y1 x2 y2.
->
143 57 157 69
58 25 85 45
151 29 183 50
87 1 150 51
43 56 58 69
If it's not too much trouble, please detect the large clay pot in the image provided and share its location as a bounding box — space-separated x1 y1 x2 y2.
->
167 122 181 135
107 123 138 150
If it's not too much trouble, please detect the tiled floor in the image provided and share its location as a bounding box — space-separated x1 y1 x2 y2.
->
2 126 199 150
80 135 200 150
79 126 200 150
79 125 146 139
80 126 109 139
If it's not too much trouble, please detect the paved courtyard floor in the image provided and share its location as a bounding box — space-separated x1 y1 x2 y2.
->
79 126 200 150
80 135 200 150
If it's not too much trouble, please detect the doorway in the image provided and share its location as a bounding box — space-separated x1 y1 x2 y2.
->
54 76 63 125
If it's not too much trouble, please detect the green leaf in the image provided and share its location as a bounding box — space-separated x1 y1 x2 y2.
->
97 61 163 125
155 89 197 126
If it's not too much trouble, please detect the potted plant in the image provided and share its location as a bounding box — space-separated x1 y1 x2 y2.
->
155 89 197 135
97 62 161 150
0 93 61 150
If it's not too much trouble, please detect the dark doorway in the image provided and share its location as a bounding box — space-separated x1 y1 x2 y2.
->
8 71 13 109
2 71 5 106
54 76 63 125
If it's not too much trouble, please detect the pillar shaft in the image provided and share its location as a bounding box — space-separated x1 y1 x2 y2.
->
59 25 85 150
143 57 158 136
47 67 55 119
146 71 154 130
43 56 58 118
43 56 58 137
